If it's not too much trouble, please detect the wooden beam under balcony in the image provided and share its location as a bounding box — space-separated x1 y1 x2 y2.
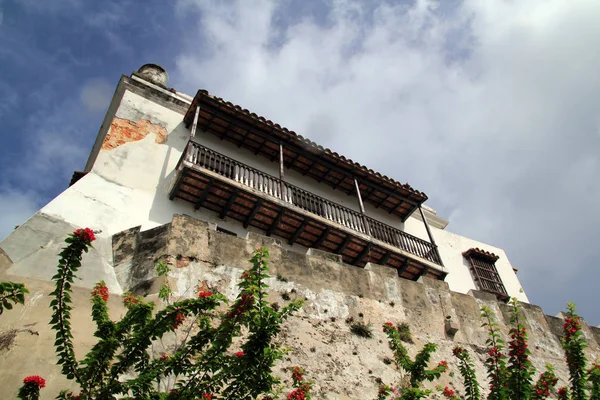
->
170 141 446 281
183 92 429 221
244 199 263 228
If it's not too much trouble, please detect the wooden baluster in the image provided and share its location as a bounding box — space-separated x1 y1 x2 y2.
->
221 158 227 177
189 144 195 164
353 214 360 231
383 226 392 245
377 223 384 242
380 225 386 243
373 222 381 241
322 202 329 220
355 213 363 233
335 207 342 224
227 160 233 179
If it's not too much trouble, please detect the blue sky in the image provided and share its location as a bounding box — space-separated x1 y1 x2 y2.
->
1 0 600 325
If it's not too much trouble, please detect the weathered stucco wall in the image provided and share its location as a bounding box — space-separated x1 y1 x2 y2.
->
1 214 593 399
0 72 527 300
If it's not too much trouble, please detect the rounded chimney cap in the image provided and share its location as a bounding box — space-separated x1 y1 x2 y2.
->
137 64 169 87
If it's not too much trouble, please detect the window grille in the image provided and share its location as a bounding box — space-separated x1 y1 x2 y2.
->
463 248 508 300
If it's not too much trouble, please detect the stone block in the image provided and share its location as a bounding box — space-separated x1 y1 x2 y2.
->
445 316 459 335
307 248 342 263
112 225 141 266
420 275 450 291
468 289 497 302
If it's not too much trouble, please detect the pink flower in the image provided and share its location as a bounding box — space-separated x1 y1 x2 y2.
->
23 375 46 388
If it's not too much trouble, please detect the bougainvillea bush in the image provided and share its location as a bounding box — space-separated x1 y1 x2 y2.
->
377 322 449 400
16 228 310 399
7 227 600 399
0 280 28 315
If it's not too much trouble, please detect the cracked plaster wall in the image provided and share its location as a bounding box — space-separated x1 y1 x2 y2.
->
0 211 598 399
107 214 599 399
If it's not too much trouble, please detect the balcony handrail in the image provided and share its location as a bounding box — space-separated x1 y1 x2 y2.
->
182 141 443 266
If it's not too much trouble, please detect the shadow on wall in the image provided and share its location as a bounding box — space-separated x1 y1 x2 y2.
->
147 121 194 227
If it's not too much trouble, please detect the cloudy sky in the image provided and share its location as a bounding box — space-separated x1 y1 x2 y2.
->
1 0 599 324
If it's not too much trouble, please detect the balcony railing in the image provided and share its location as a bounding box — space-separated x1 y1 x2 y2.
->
181 141 443 266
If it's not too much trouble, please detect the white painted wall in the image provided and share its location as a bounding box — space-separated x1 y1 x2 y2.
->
2 76 528 301
193 120 528 301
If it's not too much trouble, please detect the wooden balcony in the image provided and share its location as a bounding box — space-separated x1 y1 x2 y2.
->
169 141 446 281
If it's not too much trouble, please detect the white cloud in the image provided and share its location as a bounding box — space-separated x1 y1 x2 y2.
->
173 0 600 321
81 79 113 112
0 189 38 241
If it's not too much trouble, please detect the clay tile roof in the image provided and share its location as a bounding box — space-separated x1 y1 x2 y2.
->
186 89 427 201
462 248 500 262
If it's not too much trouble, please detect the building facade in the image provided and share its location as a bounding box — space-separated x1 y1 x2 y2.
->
0 64 527 303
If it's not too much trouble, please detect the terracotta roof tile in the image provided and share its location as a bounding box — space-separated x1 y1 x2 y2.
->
462 248 500 262
187 89 428 203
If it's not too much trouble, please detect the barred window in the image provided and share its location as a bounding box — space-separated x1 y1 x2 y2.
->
462 248 508 300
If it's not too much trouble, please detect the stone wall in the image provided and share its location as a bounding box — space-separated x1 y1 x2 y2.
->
1 213 599 399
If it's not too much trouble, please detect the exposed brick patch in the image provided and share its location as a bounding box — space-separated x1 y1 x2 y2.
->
102 118 167 150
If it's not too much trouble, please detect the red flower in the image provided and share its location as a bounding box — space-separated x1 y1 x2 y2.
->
73 228 96 243
292 366 304 382
23 375 46 388
452 346 466 357
160 353 168 361
378 385 392 395
383 322 395 332
287 388 306 400
198 290 213 298
557 387 568 400
123 292 139 307
235 351 244 357
201 394 213 399
173 312 185 329
442 386 455 398
91 281 109 302
437 360 448 371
